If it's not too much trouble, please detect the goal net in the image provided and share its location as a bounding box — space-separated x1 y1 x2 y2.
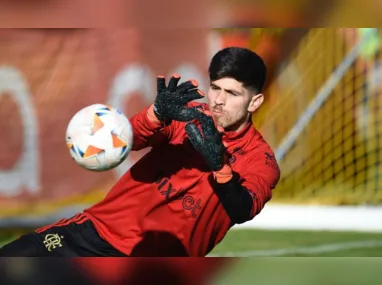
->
253 28 382 205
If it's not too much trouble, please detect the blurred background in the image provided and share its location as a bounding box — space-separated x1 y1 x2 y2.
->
1 4 382 283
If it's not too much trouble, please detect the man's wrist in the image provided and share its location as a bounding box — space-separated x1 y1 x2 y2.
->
213 163 233 184
146 104 163 126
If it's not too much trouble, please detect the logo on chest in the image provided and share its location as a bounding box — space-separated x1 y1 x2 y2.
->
228 147 245 164
155 176 203 218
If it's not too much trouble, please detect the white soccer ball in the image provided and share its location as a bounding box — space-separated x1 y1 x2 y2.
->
66 104 133 171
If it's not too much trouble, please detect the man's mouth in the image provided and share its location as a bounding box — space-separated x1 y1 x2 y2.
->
212 108 224 116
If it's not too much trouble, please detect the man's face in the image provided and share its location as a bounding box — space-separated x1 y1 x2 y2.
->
207 77 263 131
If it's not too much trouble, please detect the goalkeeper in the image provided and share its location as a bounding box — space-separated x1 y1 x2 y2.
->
0 47 280 257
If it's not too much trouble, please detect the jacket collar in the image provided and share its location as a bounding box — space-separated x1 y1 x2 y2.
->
222 120 255 142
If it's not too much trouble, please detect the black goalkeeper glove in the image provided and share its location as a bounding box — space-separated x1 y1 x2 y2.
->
153 74 205 123
185 110 227 171
186 110 234 183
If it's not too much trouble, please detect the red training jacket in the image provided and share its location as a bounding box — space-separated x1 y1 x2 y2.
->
84 103 280 256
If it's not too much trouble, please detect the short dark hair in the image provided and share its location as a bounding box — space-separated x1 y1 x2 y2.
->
208 47 267 93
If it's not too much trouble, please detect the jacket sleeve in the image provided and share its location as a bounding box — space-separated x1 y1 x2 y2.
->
129 105 174 151
211 150 280 224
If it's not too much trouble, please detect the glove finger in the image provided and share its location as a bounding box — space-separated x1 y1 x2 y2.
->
157 76 166 91
201 110 217 124
200 110 224 148
197 111 216 137
180 89 205 103
167 74 181 91
185 123 204 150
178 105 204 121
177 79 198 93
199 110 223 135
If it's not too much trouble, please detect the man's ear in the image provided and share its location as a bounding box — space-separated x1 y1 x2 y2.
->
248 93 264 113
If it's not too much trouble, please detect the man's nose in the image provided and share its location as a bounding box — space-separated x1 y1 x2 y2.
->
214 92 226 105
